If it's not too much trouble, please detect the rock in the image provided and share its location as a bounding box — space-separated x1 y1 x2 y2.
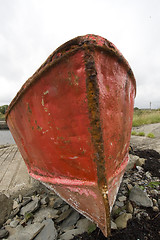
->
40 196 49 205
48 196 55 208
127 184 133 190
153 206 159 212
115 201 124 207
150 189 158 196
142 212 149 218
60 229 81 240
0 194 13 227
136 158 146 166
129 187 153 207
32 194 40 201
146 171 152 179
111 205 120 216
115 213 132 229
76 218 96 234
34 219 57 240
126 155 139 171
0 228 9 239
126 201 133 214
6 219 12 225
53 197 64 208
61 205 70 213
118 196 127 202
10 207 20 219
8 222 44 240
136 166 144 172
55 209 72 223
20 198 40 216
33 208 59 223
10 219 19 228
152 198 158 207
12 200 19 210
111 221 117 230
21 197 32 207
19 194 23 203
61 211 80 230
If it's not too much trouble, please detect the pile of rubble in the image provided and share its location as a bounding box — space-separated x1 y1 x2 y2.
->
0 153 159 240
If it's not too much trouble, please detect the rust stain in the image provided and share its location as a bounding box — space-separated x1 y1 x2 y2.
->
84 47 111 236
65 72 79 86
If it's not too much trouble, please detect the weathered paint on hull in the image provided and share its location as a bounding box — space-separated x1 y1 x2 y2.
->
6 35 136 237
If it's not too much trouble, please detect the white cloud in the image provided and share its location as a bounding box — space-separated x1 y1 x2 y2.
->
0 0 160 108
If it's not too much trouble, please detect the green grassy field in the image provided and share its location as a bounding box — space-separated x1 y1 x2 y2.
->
132 109 160 127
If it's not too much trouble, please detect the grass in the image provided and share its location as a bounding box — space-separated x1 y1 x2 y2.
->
131 131 137 136
131 131 155 138
137 132 145 136
147 133 155 138
133 109 160 127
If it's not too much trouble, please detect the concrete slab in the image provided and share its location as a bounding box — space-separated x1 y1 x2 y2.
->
131 123 160 153
0 145 39 197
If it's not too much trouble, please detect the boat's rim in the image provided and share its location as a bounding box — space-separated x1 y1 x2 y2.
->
5 34 136 120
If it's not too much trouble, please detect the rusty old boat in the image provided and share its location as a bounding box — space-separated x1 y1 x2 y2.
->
6 34 136 237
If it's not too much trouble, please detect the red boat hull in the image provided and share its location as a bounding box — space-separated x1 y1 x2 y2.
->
6 35 136 236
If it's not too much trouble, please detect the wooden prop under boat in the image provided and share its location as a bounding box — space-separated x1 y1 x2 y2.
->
6 34 136 237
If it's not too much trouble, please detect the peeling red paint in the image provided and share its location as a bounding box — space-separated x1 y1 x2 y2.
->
6 34 136 237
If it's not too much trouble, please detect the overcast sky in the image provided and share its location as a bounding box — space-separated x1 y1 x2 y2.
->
0 0 160 109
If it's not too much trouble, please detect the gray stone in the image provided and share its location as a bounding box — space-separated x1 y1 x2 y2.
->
152 198 158 207
20 198 40 216
60 229 81 240
55 209 72 223
10 207 20 219
61 211 80 229
21 197 32 207
129 187 153 207
111 221 117 230
118 196 127 202
40 196 49 205
127 184 133 190
34 219 58 240
0 228 9 238
136 158 146 166
13 200 19 210
153 206 159 212
61 205 70 213
126 201 133 214
111 205 120 216
146 171 152 179
33 208 59 223
126 155 139 171
8 222 44 240
0 194 13 227
53 197 64 208
76 218 96 234
10 219 19 228
115 213 132 229
150 189 158 196
115 201 124 207
6 218 12 225
19 194 23 203
136 166 144 172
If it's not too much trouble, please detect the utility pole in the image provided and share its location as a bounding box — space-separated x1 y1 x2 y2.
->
150 102 151 110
